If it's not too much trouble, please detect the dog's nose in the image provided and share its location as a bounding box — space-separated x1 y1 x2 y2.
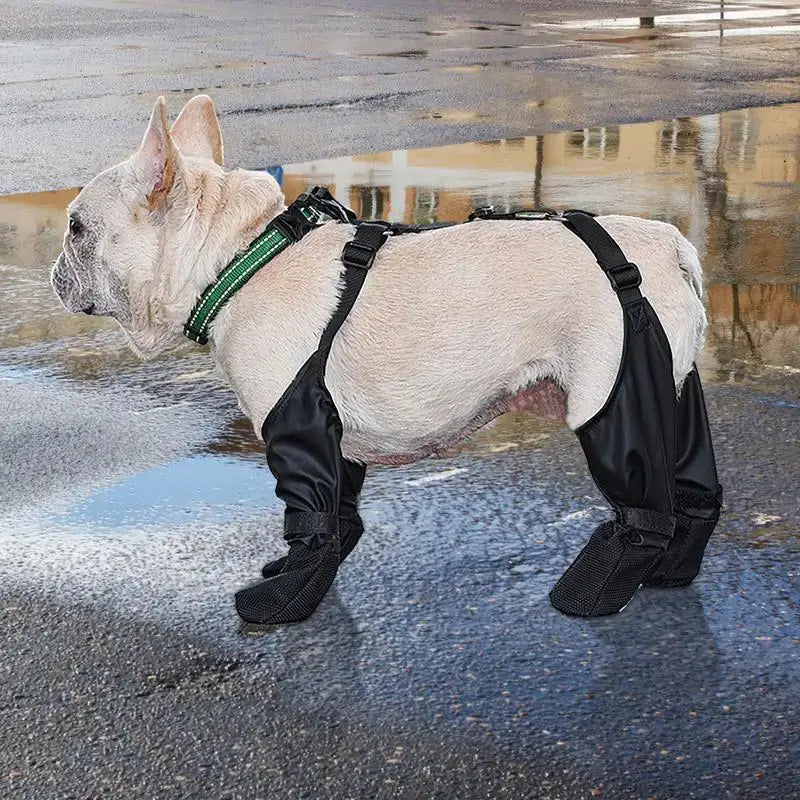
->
82 303 95 315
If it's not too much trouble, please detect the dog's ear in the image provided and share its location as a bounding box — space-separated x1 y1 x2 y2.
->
132 96 184 211
170 95 224 166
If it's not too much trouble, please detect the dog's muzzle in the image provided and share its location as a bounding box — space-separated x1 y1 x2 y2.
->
51 251 94 314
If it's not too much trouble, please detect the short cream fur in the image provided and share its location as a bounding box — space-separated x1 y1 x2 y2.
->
51 96 707 465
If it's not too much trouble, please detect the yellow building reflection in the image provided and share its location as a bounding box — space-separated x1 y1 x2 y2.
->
1 103 798 376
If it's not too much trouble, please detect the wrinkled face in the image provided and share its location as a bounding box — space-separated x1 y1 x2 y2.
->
51 164 159 328
50 94 226 358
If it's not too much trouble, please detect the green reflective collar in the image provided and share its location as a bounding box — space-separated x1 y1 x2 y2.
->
183 190 348 345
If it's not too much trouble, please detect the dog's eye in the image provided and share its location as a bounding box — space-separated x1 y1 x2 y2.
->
68 215 84 238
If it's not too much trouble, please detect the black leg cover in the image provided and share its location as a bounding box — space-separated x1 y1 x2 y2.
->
261 459 366 579
235 351 346 625
549 297 677 617
645 367 722 587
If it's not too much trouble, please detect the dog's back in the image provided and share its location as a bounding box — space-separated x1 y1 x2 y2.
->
323 215 705 461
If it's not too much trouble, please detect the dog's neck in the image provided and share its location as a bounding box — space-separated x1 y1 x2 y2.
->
160 164 285 329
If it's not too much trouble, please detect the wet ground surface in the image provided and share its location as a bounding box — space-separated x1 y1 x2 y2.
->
3 0 800 193
1 95 799 798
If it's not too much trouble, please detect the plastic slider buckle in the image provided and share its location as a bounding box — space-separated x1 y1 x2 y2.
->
607 262 642 293
468 206 495 221
307 187 357 224
341 241 379 270
272 209 308 243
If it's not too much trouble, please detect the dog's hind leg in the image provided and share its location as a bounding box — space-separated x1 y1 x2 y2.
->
260 458 366 579
548 211 678 617
644 366 722 588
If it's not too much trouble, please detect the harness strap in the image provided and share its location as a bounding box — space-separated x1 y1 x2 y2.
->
318 221 392 351
561 210 643 306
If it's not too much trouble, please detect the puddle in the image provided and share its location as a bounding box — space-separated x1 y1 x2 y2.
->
2 102 798 395
0 101 798 526
54 454 278 530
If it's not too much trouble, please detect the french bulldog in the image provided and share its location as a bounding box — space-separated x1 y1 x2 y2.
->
51 95 709 622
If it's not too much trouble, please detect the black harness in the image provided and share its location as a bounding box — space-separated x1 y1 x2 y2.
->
233 189 722 626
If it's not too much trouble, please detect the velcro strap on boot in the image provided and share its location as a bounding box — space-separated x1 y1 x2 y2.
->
618 507 675 551
284 511 339 548
675 485 723 520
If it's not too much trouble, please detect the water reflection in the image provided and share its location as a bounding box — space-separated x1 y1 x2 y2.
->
282 103 800 377
0 102 797 411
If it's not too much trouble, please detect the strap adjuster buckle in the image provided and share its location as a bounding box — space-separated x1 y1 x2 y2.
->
341 241 379 270
607 262 642 293
468 206 495 221
271 211 306 243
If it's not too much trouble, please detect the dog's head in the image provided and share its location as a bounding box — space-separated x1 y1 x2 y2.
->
51 95 275 358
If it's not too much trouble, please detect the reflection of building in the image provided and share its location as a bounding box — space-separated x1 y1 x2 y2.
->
1 105 798 378
0 188 76 268
704 283 800 370
284 104 799 282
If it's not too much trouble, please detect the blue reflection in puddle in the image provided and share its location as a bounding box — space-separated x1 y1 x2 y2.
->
57 454 280 530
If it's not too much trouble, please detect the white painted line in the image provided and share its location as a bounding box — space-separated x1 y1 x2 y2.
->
405 468 468 487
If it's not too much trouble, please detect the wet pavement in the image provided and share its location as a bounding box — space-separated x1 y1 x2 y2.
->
1 95 798 798
3 0 800 193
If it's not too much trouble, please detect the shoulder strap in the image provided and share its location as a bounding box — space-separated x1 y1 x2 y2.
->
560 210 643 306
318 221 391 351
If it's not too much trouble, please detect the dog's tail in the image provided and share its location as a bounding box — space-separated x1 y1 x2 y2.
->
673 228 705 302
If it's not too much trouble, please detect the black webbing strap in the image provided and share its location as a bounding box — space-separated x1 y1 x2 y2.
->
618 506 675 550
561 210 643 306
389 221 458 235
318 221 391 351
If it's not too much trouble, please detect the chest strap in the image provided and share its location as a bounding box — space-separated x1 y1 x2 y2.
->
317 221 391 351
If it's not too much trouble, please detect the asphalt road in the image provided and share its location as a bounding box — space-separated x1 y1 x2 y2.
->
1 2 799 799
2 0 800 193
1 374 798 799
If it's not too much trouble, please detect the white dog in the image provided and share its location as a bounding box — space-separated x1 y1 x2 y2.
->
51 96 711 623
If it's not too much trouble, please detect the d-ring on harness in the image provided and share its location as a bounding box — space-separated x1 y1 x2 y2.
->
184 190 721 625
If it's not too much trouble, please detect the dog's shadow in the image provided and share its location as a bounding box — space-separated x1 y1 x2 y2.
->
581 586 721 715
238 584 366 699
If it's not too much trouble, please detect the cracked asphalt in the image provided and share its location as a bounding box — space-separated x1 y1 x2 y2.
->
1 1 799 799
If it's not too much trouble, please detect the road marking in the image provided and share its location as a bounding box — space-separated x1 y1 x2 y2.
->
405 468 468 486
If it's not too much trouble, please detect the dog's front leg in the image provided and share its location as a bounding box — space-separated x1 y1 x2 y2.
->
235 350 348 625
260 458 366 579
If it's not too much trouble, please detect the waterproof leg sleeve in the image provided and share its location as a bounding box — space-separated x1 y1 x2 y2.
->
235 350 346 625
261 458 366 579
235 221 388 625
549 211 678 617
645 366 722 587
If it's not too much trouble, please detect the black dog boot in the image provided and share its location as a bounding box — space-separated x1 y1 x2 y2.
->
237 536 341 625
261 515 363 579
644 486 722 588
549 509 674 617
